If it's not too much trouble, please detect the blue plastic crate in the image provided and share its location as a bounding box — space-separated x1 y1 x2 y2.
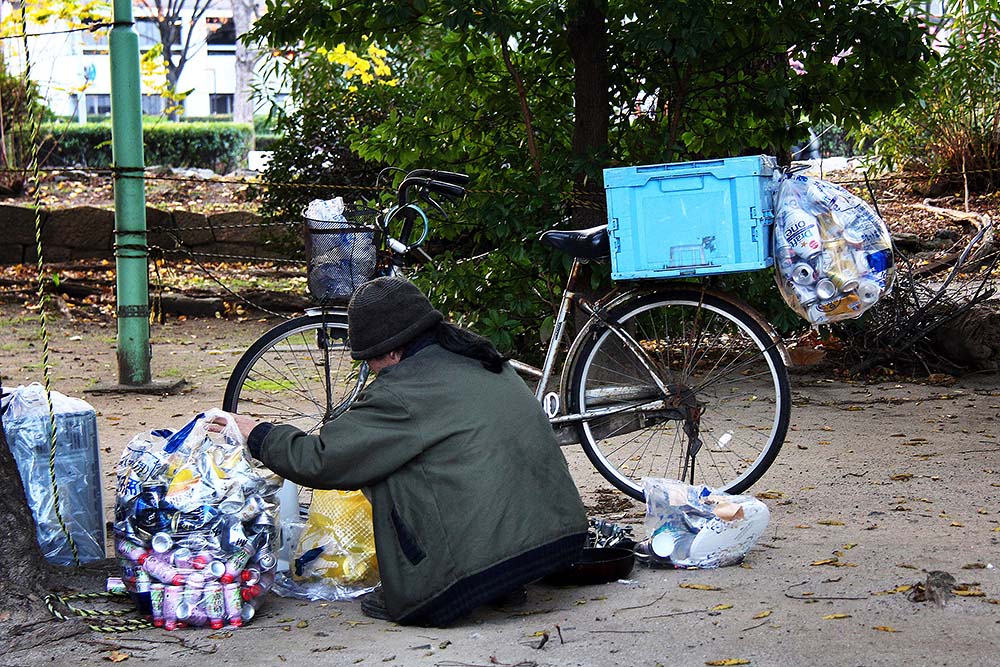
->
603 155 778 280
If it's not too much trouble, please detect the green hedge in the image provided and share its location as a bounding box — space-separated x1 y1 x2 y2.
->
39 122 253 172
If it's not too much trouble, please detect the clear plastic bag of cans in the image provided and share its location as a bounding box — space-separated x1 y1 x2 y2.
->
114 409 282 630
637 478 769 569
772 174 895 325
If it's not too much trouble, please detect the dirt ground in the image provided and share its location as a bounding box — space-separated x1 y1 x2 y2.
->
1 302 999 667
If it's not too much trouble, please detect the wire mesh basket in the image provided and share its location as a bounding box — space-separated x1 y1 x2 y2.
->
305 205 379 304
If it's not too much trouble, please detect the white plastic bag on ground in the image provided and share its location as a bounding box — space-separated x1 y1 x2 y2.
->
641 478 769 568
772 174 895 325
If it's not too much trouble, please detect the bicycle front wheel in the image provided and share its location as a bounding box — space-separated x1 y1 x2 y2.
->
223 314 369 433
568 287 790 499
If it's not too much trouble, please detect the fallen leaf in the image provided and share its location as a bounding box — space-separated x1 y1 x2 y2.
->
953 589 985 597
950 522 965 527
845 406 865 411
818 520 845 526
105 652 129 663
890 474 913 481
822 613 852 620
873 626 901 633
297 620 309 629
755 490 784 499
705 660 750 666
842 543 858 550
680 583 722 591
710 604 734 611
794 524 811 529
810 558 839 566
752 610 772 619
962 563 987 570
986 599 1000 605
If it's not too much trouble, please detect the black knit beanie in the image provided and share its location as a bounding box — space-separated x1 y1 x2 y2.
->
348 277 443 360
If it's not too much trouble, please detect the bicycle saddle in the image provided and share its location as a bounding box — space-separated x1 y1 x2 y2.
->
540 225 610 260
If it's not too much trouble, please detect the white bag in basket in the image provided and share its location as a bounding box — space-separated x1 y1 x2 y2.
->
305 197 375 301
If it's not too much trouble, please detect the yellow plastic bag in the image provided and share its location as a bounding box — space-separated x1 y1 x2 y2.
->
293 490 379 588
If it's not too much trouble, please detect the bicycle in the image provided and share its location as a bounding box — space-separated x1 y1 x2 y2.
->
223 168 791 501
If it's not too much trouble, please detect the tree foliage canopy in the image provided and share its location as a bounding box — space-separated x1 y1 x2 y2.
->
253 0 931 354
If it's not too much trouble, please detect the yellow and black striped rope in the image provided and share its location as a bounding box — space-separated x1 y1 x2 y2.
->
45 592 153 633
21 4 80 567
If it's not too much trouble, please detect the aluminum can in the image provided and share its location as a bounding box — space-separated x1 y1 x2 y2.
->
224 543 257 582
240 583 262 602
202 559 226 580
134 483 170 534
163 585 183 631
820 240 860 293
140 552 185 586
115 537 147 563
179 578 208 626
134 570 152 615
223 582 243 627
255 545 277 571
170 547 194 569
814 278 837 301
856 279 881 305
239 596 263 624
151 532 174 554
235 496 266 522
810 294 863 322
204 583 225 630
106 576 127 596
240 568 261 586
150 583 165 628
781 209 823 259
171 505 220 533
131 451 166 483
790 262 817 285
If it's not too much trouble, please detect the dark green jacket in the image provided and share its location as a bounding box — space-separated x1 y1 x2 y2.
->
254 343 588 624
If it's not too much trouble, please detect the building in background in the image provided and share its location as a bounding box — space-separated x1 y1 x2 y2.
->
6 0 284 121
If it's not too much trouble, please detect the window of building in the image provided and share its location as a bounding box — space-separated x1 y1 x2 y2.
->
206 16 236 54
141 95 164 115
87 94 112 116
209 93 234 115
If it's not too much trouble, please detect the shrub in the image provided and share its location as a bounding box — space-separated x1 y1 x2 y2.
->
39 122 253 173
855 3 999 190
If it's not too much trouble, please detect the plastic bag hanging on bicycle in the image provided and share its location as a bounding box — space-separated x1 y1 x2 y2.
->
304 197 379 304
772 175 895 325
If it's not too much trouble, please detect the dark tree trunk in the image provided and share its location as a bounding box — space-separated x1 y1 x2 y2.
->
567 0 610 229
0 398 50 611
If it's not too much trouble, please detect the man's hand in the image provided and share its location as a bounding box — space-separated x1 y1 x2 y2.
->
207 411 260 442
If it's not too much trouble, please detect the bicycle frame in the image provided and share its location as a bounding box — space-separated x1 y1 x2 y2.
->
507 258 673 444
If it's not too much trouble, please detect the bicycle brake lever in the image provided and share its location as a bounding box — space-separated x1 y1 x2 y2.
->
420 190 449 219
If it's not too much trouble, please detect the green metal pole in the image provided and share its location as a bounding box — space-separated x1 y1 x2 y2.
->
109 0 150 385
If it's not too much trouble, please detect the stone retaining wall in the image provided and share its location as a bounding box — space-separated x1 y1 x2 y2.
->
0 204 293 264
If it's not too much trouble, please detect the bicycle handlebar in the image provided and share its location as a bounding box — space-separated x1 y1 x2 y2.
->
394 169 469 246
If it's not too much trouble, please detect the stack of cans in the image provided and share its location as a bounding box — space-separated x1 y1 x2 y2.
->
114 416 282 629
773 175 895 325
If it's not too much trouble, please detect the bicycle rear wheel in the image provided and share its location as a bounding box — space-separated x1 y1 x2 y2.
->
223 313 368 433
567 287 790 499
